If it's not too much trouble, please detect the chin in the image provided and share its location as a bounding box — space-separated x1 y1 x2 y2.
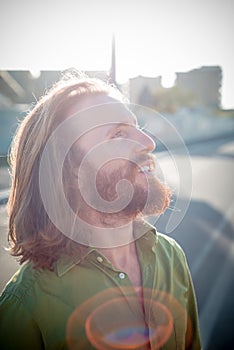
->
122 175 172 220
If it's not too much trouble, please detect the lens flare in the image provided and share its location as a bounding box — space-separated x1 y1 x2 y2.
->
85 297 172 350
66 287 192 350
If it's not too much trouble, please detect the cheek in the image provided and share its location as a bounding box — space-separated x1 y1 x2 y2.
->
75 128 107 158
99 159 132 175
135 170 149 186
96 160 136 200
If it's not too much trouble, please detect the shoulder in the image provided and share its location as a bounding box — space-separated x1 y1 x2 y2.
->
157 231 185 254
153 231 188 271
138 221 189 272
1 263 37 301
0 261 56 305
138 221 187 264
0 263 45 349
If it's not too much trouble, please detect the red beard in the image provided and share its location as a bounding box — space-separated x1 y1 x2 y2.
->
95 158 171 220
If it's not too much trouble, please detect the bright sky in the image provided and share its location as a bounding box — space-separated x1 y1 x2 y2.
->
1 0 233 108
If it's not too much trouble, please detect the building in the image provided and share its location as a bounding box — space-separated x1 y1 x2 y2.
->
176 66 222 108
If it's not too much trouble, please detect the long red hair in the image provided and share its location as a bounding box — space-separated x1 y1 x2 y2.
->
7 73 118 269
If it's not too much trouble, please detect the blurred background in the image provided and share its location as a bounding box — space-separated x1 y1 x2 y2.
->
0 0 233 349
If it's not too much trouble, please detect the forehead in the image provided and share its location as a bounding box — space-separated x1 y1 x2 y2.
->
63 95 138 151
70 95 137 129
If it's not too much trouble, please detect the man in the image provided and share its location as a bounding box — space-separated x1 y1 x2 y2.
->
0 73 201 349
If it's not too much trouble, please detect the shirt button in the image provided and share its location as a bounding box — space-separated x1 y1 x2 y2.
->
118 272 125 279
96 256 103 263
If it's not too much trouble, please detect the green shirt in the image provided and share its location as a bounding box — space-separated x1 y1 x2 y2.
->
0 225 201 349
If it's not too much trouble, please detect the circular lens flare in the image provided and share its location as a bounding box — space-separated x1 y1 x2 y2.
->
85 297 173 350
66 288 192 350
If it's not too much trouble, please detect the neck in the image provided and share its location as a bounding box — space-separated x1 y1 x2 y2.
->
77 206 136 248
99 239 137 269
89 220 134 248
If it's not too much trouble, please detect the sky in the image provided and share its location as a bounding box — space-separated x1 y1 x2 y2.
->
1 0 233 108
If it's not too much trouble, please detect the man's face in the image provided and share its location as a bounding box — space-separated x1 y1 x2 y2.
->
71 95 171 224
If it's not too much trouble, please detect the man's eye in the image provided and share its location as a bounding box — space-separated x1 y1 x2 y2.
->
113 130 124 138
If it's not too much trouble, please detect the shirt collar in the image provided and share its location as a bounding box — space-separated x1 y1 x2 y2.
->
56 220 158 277
55 247 92 277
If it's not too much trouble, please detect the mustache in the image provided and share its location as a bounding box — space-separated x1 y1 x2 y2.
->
96 152 157 193
131 152 155 165
125 153 156 176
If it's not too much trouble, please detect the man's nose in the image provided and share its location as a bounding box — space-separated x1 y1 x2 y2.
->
135 128 156 153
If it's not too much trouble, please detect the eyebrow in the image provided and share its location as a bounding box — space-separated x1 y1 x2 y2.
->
112 114 137 128
108 120 137 133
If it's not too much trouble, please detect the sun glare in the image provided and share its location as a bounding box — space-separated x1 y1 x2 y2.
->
0 0 233 107
161 73 177 88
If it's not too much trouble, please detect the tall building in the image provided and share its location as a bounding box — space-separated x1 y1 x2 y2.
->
176 66 222 108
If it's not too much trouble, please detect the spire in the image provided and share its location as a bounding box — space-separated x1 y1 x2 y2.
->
109 33 116 85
